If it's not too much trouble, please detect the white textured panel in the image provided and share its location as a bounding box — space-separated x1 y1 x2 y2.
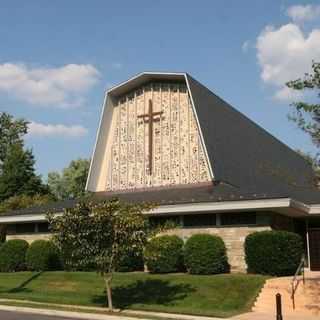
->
179 84 189 184
170 84 180 184
144 84 152 187
105 82 211 191
161 83 171 184
111 105 120 189
119 98 128 189
189 94 199 184
153 83 162 186
127 94 136 188
136 88 145 188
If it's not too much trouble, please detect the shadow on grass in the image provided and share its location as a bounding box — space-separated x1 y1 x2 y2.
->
92 279 195 309
9 272 43 293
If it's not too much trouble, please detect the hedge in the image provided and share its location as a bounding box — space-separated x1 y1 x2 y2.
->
26 240 61 271
245 230 303 276
144 235 184 273
116 249 144 272
0 239 29 272
184 234 228 274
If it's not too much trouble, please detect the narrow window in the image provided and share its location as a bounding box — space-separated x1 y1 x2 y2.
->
220 213 256 226
184 214 216 227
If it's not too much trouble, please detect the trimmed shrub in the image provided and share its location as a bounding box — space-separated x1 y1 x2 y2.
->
0 239 29 272
184 234 228 274
26 240 61 271
116 249 144 272
245 230 303 276
144 235 184 273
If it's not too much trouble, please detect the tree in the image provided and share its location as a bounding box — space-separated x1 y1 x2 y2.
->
48 158 90 200
0 112 28 164
0 112 50 201
286 62 320 147
0 143 49 201
48 199 154 310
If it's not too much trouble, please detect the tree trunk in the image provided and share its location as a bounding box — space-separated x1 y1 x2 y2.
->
104 274 113 311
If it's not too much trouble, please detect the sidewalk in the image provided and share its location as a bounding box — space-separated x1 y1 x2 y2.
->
233 312 320 320
0 302 319 320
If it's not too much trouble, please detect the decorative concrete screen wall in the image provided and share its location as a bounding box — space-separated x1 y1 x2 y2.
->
105 82 211 191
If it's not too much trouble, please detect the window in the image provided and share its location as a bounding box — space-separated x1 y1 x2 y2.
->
220 213 256 226
38 222 49 233
6 224 16 235
15 223 36 234
183 214 216 227
6 222 50 235
149 215 181 227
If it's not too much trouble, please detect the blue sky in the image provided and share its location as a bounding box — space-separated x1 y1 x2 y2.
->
0 0 319 179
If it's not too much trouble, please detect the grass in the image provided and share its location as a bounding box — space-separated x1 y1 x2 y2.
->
0 272 267 318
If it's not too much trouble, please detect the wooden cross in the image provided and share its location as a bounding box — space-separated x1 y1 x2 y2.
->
138 99 163 175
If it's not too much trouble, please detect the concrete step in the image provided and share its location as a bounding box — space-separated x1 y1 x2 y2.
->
252 275 320 315
254 295 308 303
252 306 320 315
253 304 320 311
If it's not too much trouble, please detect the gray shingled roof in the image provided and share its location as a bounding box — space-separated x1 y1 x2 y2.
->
187 74 317 197
2 181 320 217
2 72 320 218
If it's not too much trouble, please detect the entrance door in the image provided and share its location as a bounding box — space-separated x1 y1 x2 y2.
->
309 229 320 271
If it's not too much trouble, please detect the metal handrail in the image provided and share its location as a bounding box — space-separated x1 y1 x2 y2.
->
291 256 305 310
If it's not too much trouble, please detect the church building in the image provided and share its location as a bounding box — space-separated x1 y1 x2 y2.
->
2 72 320 272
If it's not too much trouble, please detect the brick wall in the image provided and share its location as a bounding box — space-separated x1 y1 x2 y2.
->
6 233 51 244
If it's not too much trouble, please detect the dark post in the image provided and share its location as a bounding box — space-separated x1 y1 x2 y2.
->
276 293 283 320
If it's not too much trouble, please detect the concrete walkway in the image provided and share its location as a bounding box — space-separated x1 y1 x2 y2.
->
0 304 320 320
0 305 138 320
253 270 320 317
233 311 320 320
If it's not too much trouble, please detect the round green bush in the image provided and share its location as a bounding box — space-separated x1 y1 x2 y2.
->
245 230 303 276
0 239 29 272
116 249 144 272
26 240 61 271
184 234 228 274
144 235 184 273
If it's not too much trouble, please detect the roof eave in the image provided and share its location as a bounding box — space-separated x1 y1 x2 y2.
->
106 72 187 98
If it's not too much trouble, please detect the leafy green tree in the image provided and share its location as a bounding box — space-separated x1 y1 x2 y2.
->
0 144 49 201
48 199 154 310
286 62 320 146
0 112 50 201
48 158 90 200
0 112 28 164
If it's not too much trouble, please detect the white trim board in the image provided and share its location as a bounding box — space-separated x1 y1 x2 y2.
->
2 197 318 224
150 198 292 215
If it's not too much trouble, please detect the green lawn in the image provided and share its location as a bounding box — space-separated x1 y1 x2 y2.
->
0 272 267 318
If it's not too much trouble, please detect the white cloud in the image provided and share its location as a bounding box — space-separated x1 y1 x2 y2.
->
28 121 88 138
241 40 250 53
0 63 100 108
256 23 320 101
287 4 320 23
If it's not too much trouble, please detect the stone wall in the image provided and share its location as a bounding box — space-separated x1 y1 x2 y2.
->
167 225 271 273
6 233 51 244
